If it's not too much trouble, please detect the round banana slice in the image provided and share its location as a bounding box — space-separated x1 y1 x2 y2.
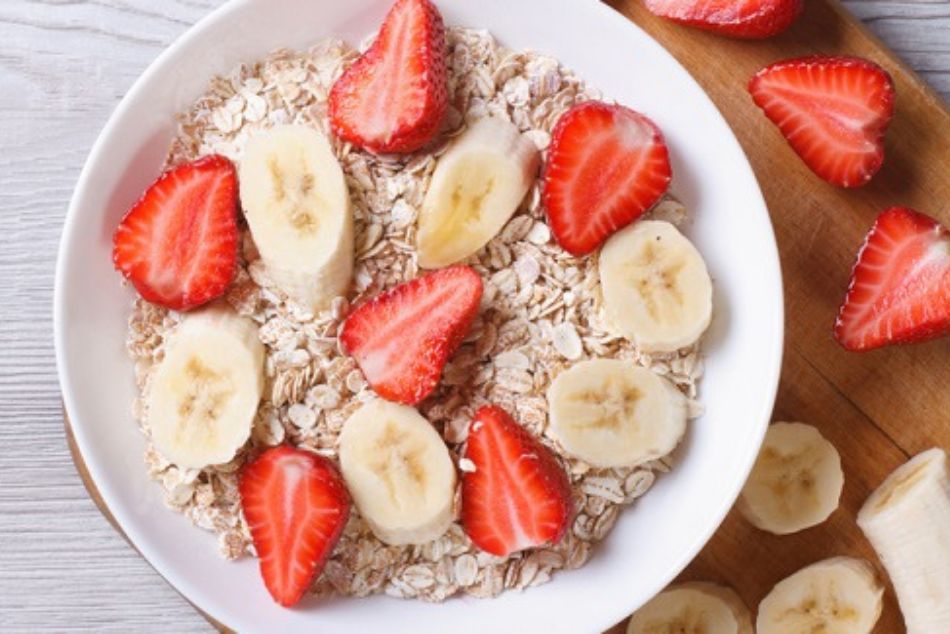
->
416 117 540 269
757 557 884 634
599 220 712 353
338 399 456 545
857 448 950 633
239 124 353 312
546 359 687 468
627 582 753 634
737 422 844 535
146 303 264 469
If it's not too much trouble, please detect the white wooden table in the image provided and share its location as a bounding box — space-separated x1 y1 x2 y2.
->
0 1 946 631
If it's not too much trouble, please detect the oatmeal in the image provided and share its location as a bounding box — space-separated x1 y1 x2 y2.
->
126 27 704 601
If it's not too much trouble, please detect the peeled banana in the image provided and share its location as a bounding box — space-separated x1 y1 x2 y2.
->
416 117 540 268
546 358 687 468
857 448 950 633
338 399 456 545
239 124 353 312
756 556 883 633
737 421 844 535
146 302 264 469
599 220 712 353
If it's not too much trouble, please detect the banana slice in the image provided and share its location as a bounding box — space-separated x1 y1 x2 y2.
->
858 448 950 633
146 303 264 469
627 582 753 634
239 124 353 312
546 359 687 468
338 399 456 545
599 220 712 353
416 117 540 268
757 557 884 634
737 422 844 535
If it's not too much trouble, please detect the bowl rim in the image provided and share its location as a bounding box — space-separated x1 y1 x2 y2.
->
54 0 784 630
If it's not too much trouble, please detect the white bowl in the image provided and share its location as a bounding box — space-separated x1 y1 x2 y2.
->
55 0 783 631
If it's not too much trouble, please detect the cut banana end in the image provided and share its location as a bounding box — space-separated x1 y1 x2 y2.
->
338 399 456 545
546 359 687 468
599 220 712 353
627 581 753 634
239 124 353 312
416 117 540 269
737 422 844 535
857 448 950 633
756 557 884 634
146 303 264 469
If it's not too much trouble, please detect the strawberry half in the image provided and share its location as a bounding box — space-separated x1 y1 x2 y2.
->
239 446 350 607
542 101 672 257
340 265 483 405
835 207 950 352
112 155 238 311
328 0 448 154
461 405 574 557
749 55 895 188
643 0 803 39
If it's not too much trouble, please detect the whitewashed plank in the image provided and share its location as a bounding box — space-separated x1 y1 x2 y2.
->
0 1 221 630
0 0 945 631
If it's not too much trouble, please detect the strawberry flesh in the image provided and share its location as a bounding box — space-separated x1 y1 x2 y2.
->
542 101 672 256
461 405 574 557
340 265 483 405
112 155 238 311
239 446 350 607
749 55 895 188
644 0 803 39
328 0 448 154
835 207 950 351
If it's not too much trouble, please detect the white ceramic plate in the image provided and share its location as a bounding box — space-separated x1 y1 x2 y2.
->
55 0 783 631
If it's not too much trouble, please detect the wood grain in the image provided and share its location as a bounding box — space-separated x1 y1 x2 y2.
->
0 0 947 631
601 0 950 632
64 421 232 633
0 3 226 631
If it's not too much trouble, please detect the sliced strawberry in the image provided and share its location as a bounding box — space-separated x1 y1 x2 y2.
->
749 55 895 188
112 155 238 311
461 405 574 557
239 446 350 607
835 207 950 352
542 101 672 256
328 0 448 154
340 265 482 405
644 0 803 39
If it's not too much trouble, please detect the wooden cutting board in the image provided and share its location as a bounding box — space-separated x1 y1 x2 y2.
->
65 0 949 631
600 0 950 632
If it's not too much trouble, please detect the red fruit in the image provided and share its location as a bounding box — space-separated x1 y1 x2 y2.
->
835 207 950 351
644 0 803 39
328 0 448 154
461 405 574 557
340 265 483 405
749 55 895 188
112 155 238 311
239 446 350 607
542 101 672 256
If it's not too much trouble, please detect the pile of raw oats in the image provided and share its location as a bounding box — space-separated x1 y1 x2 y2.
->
126 28 704 601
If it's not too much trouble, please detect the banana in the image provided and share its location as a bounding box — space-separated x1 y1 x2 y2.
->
756 557 884 633
239 124 353 312
146 302 264 469
546 359 687 468
737 422 844 535
338 398 456 545
599 220 712 353
627 582 753 634
857 448 950 633
416 117 540 269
